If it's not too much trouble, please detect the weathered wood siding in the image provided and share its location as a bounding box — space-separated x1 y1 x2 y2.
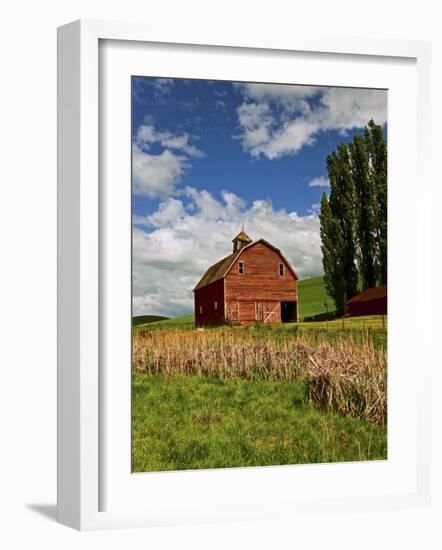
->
194 279 225 326
225 242 297 301
225 242 297 324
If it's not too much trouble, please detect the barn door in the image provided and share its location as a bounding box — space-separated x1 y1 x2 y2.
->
263 302 280 323
255 301 280 323
226 301 239 321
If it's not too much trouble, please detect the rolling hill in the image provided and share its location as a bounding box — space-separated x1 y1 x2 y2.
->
132 315 169 326
297 276 336 321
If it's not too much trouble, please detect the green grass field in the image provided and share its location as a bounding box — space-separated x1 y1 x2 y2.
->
132 374 387 472
139 313 195 330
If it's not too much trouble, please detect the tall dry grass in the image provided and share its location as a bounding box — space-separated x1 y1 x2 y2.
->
133 328 387 425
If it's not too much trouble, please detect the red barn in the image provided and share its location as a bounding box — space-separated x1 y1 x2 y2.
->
345 285 387 317
193 231 298 326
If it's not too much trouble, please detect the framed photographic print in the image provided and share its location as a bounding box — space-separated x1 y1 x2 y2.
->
57 20 433 530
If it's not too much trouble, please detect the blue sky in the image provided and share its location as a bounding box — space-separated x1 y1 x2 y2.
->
132 77 387 317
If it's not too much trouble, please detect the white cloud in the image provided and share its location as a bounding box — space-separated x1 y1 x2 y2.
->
236 102 273 150
235 83 387 159
145 198 187 228
319 87 388 132
132 144 188 198
236 83 321 105
307 176 330 188
132 124 204 198
250 118 319 159
133 188 322 317
135 124 204 158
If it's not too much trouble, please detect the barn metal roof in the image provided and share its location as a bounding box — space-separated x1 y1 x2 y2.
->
193 251 239 291
193 239 297 292
346 284 387 304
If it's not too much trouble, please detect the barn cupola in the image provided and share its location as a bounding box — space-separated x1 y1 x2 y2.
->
232 230 252 253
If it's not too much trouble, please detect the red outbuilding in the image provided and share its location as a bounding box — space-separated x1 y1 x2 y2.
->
345 284 387 317
193 231 298 326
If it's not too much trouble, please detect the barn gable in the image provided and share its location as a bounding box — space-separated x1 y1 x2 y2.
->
193 238 297 292
225 239 298 282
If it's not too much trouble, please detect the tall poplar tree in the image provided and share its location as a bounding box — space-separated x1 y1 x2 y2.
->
365 119 387 284
319 193 346 315
327 144 358 303
349 134 377 289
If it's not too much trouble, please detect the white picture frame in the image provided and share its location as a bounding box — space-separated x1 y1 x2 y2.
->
57 19 433 531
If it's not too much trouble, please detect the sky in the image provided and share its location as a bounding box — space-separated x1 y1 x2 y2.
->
132 77 387 317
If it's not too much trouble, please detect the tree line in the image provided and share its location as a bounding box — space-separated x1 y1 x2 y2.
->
319 119 387 315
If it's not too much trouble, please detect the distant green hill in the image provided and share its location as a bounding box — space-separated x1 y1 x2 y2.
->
134 314 195 330
132 315 169 326
298 276 336 321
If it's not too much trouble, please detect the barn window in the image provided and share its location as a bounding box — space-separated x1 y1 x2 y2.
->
199 306 203 314
238 261 245 274
214 301 218 310
279 263 285 276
